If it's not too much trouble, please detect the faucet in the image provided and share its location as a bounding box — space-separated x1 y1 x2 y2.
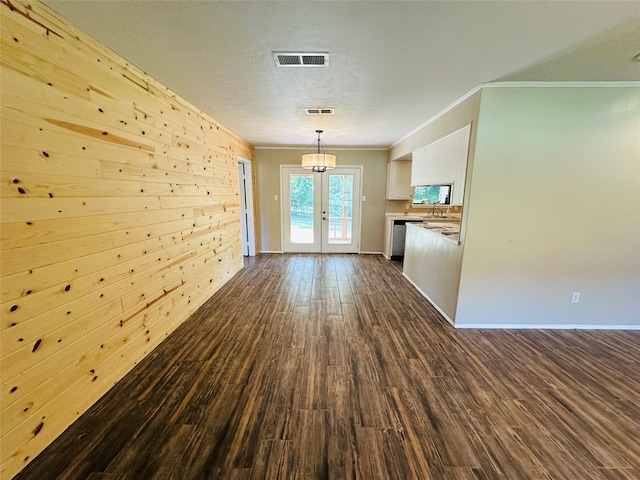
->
431 201 440 217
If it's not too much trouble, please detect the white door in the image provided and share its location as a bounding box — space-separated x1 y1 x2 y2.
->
282 166 362 253
238 159 256 256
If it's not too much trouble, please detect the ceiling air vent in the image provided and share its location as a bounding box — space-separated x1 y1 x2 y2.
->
305 108 335 115
274 52 329 68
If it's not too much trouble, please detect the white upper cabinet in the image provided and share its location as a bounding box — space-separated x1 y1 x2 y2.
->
411 124 471 205
386 161 413 200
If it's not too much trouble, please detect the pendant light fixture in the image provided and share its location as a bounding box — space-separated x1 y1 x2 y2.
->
301 130 337 173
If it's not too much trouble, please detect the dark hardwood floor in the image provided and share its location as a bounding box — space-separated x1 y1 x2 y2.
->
15 254 640 479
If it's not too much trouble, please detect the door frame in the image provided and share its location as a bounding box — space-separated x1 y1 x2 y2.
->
280 164 363 253
238 157 256 256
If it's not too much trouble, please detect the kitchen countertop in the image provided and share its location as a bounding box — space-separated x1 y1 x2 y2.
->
385 213 461 222
409 221 461 244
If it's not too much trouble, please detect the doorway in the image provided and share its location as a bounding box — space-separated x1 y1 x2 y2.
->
281 166 362 253
238 158 256 256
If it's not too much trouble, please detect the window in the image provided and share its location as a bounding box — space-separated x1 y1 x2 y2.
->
412 184 452 205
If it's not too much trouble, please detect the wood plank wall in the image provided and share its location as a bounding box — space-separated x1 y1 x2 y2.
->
0 1 255 477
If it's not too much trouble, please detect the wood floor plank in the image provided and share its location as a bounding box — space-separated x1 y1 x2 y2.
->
287 409 329 479
353 427 387 479
337 279 355 304
325 314 347 367
12 254 640 480
292 334 328 411
103 362 204 476
325 287 342 316
326 366 356 479
139 424 196 479
248 440 293 480
258 348 300 441
385 387 436 480
504 422 603 480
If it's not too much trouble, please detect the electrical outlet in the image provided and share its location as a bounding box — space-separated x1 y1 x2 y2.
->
405 203 410 210
274 195 278 201
571 292 580 304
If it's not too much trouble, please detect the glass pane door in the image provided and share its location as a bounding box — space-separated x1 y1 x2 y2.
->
327 174 353 245
282 167 322 252
282 166 361 253
321 167 361 254
289 174 315 244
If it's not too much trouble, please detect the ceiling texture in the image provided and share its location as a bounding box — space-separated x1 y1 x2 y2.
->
43 1 640 149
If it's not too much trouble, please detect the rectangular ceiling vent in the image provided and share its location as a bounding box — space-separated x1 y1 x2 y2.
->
305 108 335 115
274 52 329 68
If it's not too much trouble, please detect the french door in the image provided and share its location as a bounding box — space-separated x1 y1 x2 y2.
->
282 166 362 253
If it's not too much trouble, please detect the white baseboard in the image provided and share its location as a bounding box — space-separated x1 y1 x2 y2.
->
258 250 383 255
455 323 640 330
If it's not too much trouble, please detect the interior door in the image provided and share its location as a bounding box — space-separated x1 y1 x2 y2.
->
282 166 362 253
237 159 256 256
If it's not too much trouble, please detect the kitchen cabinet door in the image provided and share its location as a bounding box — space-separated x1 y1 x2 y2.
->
410 124 471 205
386 161 413 200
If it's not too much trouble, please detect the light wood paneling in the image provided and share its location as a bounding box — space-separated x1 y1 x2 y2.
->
0 1 254 478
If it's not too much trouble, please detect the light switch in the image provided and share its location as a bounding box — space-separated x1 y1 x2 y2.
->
362 196 366 202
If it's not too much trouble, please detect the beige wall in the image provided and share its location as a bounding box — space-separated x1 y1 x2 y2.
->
1 2 253 477
255 148 388 253
457 85 640 327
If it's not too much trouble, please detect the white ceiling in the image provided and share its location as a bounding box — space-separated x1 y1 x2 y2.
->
43 1 640 149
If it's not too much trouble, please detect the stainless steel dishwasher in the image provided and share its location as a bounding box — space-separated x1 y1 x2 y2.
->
391 219 423 260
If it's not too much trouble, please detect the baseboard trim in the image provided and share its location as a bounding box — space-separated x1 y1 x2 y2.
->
258 251 383 255
455 323 640 330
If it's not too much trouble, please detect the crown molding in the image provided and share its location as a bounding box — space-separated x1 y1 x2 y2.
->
390 81 639 150
482 81 640 88
255 146 388 151
390 85 482 149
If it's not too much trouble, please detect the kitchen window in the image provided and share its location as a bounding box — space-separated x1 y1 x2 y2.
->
412 184 452 206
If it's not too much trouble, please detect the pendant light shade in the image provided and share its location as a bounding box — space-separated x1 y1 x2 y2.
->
301 130 336 173
301 153 337 171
